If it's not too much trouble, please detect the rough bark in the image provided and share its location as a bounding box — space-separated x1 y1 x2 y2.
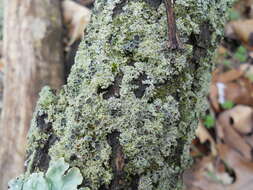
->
24 0 233 189
0 0 64 189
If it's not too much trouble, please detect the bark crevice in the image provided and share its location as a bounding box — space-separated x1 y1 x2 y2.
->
107 131 127 190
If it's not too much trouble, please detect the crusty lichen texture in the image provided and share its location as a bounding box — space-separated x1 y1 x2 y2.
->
26 0 233 189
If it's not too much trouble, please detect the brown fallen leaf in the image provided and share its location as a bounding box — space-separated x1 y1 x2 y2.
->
224 78 253 106
183 156 231 190
209 67 253 112
213 69 244 83
217 109 252 160
228 19 253 48
210 65 253 107
240 63 253 78
233 0 253 18
209 83 220 113
217 144 253 190
62 0 91 47
184 144 253 190
217 46 229 56
245 135 253 148
189 1 253 189
240 63 252 72
196 122 217 156
190 142 207 158
223 105 253 134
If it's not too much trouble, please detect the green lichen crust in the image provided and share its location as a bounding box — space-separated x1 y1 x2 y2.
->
26 0 233 189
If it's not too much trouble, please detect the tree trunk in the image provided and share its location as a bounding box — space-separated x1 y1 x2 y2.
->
0 0 64 189
25 0 232 189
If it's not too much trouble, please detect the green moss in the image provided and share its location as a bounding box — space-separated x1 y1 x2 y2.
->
25 0 234 189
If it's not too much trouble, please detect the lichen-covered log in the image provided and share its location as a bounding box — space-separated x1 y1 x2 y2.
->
0 0 64 189
25 0 232 189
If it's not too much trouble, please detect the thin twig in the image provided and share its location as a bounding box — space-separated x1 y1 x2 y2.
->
164 0 183 49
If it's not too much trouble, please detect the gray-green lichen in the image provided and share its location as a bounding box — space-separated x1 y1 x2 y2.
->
25 0 234 189
9 158 83 190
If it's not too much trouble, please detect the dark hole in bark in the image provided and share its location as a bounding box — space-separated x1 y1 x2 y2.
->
188 23 214 74
187 23 213 48
110 107 122 117
130 174 140 190
123 35 141 56
36 113 52 133
64 40 81 82
112 0 128 18
70 154 78 161
187 32 197 46
131 73 150 98
98 184 108 190
198 23 213 48
166 137 185 167
29 134 58 173
106 131 127 190
97 73 123 99
108 34 114 45
27 113 59 172
145 0 162 9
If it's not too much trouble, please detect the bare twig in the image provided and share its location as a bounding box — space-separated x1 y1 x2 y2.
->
164 0 183 49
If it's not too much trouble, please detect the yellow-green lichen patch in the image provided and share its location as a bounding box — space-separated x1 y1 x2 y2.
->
26 0 234 189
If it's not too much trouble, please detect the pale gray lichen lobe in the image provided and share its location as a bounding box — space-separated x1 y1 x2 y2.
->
26 0 233 189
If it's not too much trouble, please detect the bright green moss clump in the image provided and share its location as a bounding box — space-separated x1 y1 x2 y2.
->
24 0 233 189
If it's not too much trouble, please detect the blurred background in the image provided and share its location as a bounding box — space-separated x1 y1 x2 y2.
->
184 0 253 189
0 0 94 189
1 0 253 190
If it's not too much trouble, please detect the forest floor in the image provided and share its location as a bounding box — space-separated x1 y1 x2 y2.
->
183 0 253 189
